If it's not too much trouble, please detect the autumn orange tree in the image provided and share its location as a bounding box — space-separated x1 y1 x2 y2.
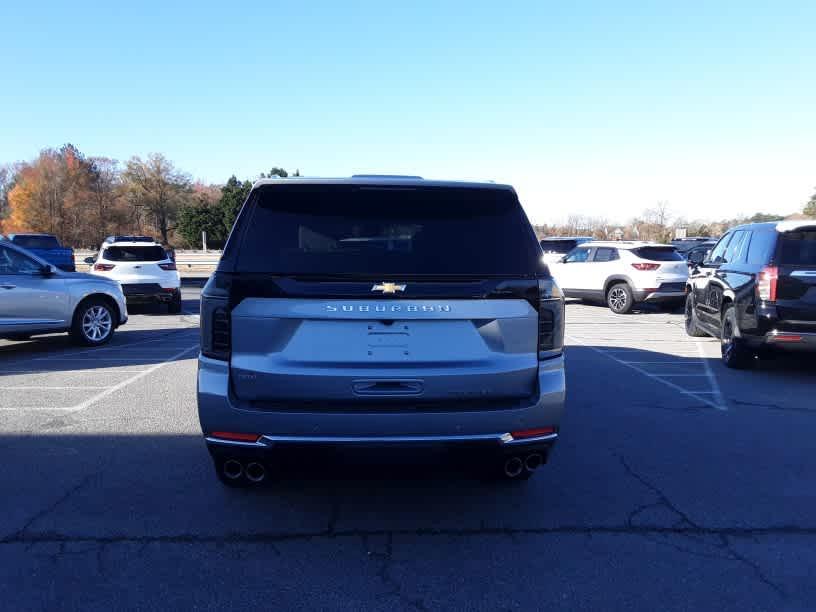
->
4 145 132 247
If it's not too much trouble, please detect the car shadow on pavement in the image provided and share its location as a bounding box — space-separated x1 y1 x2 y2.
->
125 299 200 316
566 298 685 315
0 327 199 376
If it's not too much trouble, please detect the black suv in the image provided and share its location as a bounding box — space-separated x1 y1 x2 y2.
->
685 221 816 368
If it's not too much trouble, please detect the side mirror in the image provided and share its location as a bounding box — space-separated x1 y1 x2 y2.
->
84 257 96 265
688 251 705 266
41 264 57 276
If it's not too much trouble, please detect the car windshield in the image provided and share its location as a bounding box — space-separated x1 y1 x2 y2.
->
778 229 816 265
632 246 684 261
102 245 167 262
235 185 541 276
11 235 60 249
540 239 578 253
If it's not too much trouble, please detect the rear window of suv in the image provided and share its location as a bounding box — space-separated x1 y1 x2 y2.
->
631 246 683 261
11 235 60 249
540 239 578 254
233 185 541 276
778 229 816 265
102 246 167 262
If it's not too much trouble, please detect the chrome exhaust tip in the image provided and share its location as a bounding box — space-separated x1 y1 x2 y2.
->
245 462 266 483
503 456 524 478
222 459 243 480
524 453 544 472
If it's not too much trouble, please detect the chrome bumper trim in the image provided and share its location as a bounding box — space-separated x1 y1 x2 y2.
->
205 432 559 448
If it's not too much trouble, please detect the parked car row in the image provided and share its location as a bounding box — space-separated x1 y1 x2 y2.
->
0 239 128 345
84 236 182 314
685 220 816 368
545 241 689 313
0 234 183 345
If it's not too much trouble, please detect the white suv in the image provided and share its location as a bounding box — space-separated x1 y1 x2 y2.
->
548 241 688 313
87 236 182 313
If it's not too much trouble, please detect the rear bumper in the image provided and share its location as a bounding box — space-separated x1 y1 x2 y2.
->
205 432 558 455
197 354 565 452
635 290 686 303
761 331 816 352
122 285 180 303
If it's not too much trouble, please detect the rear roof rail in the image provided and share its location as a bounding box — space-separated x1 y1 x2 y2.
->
351 174 424 180
104 235 156 244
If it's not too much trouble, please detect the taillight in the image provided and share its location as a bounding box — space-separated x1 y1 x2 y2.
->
631 263 660 271
200 274 232 360
159 262 177 271
757 265 778 302
538 278 565 358
210 432 260 443
94 263 115 271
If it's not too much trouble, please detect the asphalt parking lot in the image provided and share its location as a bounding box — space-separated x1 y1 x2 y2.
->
1 289 815 611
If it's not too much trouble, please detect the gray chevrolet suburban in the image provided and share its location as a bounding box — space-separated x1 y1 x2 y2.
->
197 177 566 486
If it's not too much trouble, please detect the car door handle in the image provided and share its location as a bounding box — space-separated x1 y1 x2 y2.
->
0 284 16 290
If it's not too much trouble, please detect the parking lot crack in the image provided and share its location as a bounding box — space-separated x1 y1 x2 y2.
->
732 398 816 415
718 534 787 599
616 454 698 529
370 533 428 611
616 454 786 599
9 472 99 539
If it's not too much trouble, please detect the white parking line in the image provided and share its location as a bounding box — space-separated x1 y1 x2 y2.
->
0 344 199 412
697 340 727 410
26 332 198 362
618 360 704 365
0 369 149 375
0 386 112 390
32 357 179 362
567 335 727 411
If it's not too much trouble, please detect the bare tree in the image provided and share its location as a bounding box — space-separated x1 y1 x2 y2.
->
122 154 191 244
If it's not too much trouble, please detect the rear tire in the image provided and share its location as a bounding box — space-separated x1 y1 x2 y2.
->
684 294 708 337
69 298 115 346
606 283 634 314
168 292 182 314
721 305 754 369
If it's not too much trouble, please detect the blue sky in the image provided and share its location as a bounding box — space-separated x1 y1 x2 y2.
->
2 1 814 223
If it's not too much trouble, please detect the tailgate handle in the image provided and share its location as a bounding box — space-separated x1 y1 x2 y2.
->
353 379 424 396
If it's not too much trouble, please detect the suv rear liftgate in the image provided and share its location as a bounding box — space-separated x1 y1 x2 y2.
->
198 179 566 484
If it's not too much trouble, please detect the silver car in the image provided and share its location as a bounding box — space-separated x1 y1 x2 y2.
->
0 239 128 345
198 176 566 486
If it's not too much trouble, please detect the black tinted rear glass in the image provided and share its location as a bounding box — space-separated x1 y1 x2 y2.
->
103 246 167 262
12 235 60 249
235 185 540 275
632 247 683 261
778 230 816 265
540 239 577 254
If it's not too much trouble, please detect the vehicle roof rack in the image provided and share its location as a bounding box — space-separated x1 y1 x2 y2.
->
104 235 156 244
351 174 424 180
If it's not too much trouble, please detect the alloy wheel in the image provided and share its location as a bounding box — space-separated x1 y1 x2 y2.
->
82 305 112 342
609 287 627 312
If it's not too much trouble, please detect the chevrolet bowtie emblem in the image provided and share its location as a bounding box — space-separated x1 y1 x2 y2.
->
372 282 406 294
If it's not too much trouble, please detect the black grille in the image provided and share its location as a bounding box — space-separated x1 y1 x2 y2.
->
658 282 685 292
122 283 162 295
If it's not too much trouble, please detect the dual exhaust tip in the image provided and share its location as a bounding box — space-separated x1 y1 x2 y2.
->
223 459 266 483
504 453 544 478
